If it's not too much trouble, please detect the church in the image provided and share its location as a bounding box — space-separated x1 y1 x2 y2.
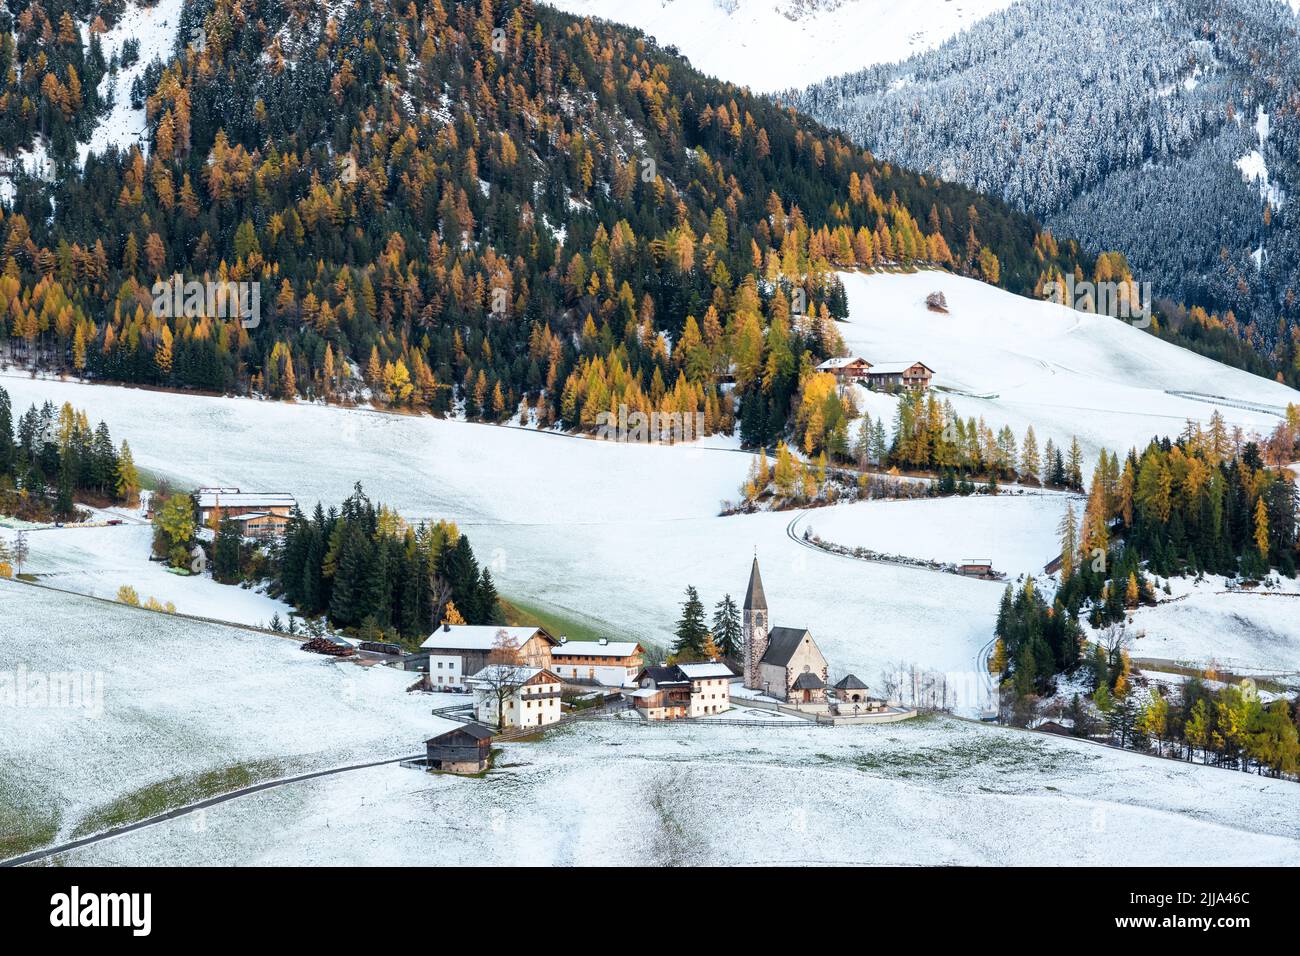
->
742 556 829 704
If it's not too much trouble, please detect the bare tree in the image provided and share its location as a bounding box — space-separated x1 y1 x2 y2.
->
477 631 526 731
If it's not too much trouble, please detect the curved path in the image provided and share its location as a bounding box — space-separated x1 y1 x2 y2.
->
2 752 420 867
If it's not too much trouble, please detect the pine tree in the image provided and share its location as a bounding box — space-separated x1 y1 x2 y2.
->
711 594 742 658
672 585 710 659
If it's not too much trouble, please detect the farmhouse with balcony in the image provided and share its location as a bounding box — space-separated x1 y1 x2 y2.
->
863 361 934 391
468 664 563 729
418 624 559 684
630 661 734 719
195 488 297 540
742 557 830 704
816 356 873 384
549 636 645 687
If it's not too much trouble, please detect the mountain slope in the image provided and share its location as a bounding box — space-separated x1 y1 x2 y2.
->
789 0 1300 384
2 0 1091 443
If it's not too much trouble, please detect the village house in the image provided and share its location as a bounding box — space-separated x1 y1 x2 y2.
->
195 488 297 540
419 624 559 684
468 664 564 729
863 361 934 391
742 557 830 704
630 661 733 720
424 724 493 773
549 636 644 687
815 356 873 384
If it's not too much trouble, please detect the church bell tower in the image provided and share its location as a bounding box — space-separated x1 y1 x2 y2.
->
742 556 769 690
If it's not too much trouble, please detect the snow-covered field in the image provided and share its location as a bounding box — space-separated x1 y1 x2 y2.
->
0 366 1009 712
0 581 447 852
44 717 1300 866
837 271 1300 471
543 0 1015 93
3 272 1295 712
1115 577 1300 676
801 492 1078 578
0 523 290 627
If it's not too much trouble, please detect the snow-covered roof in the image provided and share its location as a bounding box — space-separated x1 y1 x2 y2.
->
553 639 641 658
195 491 297 509
421 625 556 651
866 361 933 375
816 356 869 370
677 662 735 680
467 664 558 685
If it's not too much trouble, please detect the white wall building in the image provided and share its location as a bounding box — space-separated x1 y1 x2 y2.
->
468 665 563 730
428 654 464 689
549 637 645 687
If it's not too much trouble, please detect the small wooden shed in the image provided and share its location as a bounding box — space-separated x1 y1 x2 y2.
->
425 724 493 774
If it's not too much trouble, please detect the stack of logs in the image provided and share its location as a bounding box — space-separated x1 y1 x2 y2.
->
300 636 355 657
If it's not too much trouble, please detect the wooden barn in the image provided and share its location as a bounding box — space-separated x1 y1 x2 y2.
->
425 724 493 774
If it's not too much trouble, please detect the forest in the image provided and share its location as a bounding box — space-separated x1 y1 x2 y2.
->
0 0 1094 449
271 483 500 644
0 382 138 522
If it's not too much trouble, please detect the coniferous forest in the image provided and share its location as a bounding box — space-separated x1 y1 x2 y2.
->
0 0 1096 450
273 483 500 643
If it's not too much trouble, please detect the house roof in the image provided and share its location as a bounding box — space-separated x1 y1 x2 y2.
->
760 626 812 666
677 662 735 680
816 356 869 370
743 556 767 611
466 664 559 685
427 724 493 744
791 671 825 690
421 625 558 651
835 674 869 690
195 491 297 509
636 665 690 687
866 361 934 376
553 638 642 658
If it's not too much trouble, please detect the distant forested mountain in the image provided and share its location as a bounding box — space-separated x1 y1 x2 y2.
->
789 0 1300 387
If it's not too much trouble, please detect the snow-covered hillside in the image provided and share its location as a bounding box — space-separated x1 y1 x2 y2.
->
836 271 1300 469
0 581 448 851
43 717 1300 866
542 0 1014 93
3 272 1296 712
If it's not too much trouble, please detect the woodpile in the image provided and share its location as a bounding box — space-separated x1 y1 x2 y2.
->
300 637 354 657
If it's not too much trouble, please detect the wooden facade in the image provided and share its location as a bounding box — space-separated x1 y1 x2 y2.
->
425 725 493 773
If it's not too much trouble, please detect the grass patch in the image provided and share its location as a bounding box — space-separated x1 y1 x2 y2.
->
0 784 61 859
501 594 636 646
71 759 285 838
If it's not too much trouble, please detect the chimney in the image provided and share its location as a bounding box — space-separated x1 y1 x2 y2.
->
598 637 608 646
442 621 450 632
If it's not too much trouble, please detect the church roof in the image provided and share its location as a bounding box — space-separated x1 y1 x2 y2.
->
791 671 825 690
760 626 812 666
743 556 767 611
835 674 869 690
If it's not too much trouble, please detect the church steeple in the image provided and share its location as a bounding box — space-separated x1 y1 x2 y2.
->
743 555 767 611
742 556 770 690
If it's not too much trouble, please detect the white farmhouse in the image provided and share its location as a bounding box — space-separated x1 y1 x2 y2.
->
468 665 563 730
